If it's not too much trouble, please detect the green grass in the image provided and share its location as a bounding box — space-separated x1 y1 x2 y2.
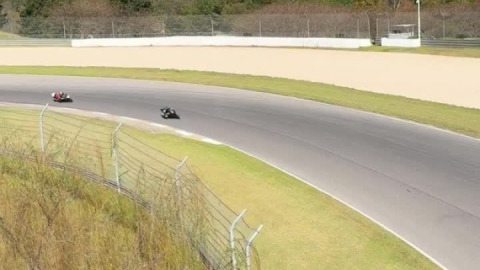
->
1 66 479 138
0 31 11 39
0 31 22 40
358 45 480 58
0 106 440 270
133 131 440 270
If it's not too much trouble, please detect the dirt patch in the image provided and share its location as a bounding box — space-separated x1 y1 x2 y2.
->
0 47 479 108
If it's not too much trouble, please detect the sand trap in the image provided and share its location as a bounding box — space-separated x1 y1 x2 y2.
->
1 47 479 108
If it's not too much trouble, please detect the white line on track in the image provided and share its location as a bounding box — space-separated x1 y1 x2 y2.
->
201 138 222 145
220 142 448 270
176 130 193 136
58 107 80 112
120 116 138 122
93 111 109 116
150 122 167 128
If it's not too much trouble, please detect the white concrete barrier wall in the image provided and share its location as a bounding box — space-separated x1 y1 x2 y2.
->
72 36 372 49
381 38 421 48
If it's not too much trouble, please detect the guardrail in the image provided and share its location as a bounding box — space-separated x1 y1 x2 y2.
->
0 105 263 270
375 38 480 48
422 39 480 47
0 39 71 47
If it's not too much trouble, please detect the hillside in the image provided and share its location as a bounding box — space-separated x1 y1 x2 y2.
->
1 0 479 19
0 156 205 269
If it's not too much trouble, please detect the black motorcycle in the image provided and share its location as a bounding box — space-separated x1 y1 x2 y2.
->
160 107 179 119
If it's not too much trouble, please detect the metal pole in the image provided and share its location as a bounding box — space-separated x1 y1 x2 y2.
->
304 14 310 38
375 18 378 39
62 18 66 39
387 18 390 36
112 123 123 193
246 225 264 270
9 20 14 38
162 18 166 36
112 20 115 38
259 19 262 37
443 19 445 39
417 0 421 44
366 13 371 41
230 209 246 270
210 16 214 36
357 18 360 38
39 103 49 153
175 156 189 203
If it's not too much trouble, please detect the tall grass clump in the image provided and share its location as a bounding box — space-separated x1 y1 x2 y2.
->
0 133 209 269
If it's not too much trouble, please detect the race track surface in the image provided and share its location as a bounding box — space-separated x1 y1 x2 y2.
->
1 75 479 270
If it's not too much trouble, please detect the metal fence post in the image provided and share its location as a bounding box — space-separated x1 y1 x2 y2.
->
230 209 246 270
112 123 123 193
162 18 166 36
366 13 371 41
9 20 14 38
210 15 214 36
387 18 390 36
357 18 360 38
417 0 421 43
305 14 310 38
112 20 115 38
175 156 189 204
246 225 264 270
39 103 49 153
443 19 446 39
258 19 262 37
62 18 66 39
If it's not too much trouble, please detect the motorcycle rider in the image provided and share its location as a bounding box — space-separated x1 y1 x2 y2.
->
54 92 61 100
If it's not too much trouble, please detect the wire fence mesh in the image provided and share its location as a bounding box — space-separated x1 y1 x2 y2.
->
0 105 262 270
1 14 371 39
2 12 478 41
375 11 480 39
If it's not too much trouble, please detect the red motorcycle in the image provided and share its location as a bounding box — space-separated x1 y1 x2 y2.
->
51 92 73 103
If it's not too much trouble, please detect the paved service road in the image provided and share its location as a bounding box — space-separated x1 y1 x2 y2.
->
0 75 479 270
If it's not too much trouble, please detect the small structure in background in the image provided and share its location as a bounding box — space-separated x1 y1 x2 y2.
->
388 24 416 39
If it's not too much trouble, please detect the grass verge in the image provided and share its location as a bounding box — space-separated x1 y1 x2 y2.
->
0 66 479 138
358 45 480 58
0 31 22 39
0 106 439 270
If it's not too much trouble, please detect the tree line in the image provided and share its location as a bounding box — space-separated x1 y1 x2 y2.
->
1 0 478 39
1 0 479 20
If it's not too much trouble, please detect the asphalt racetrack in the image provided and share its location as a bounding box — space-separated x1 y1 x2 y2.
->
1 75 479 270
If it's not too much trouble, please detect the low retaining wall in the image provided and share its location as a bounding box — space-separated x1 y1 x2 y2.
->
381 38 421 48
72 36 372 49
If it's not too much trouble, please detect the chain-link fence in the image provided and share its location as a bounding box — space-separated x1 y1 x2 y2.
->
375 11 480 39
2 13 478 41
0 105 262 270
1 14 371 39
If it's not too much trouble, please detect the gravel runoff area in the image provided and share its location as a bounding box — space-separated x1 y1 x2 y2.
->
0 47 479 109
